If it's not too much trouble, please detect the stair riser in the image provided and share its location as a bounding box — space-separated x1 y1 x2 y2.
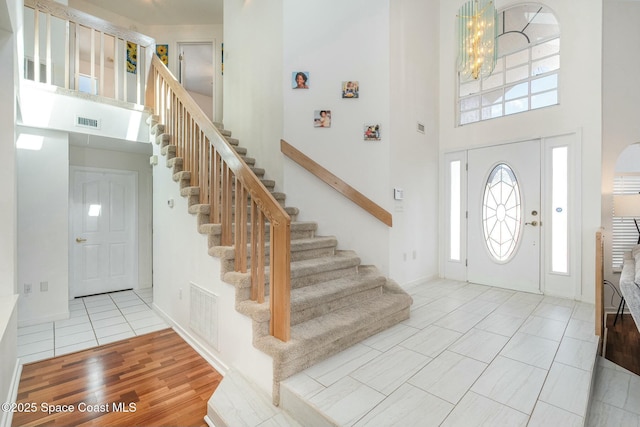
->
253 287 384 339
232 264 361 306
206 224 313 247
274 306 411 381
290 266 359 289
220 245 337 273
175 176 276 194
227 245 336 265
291 286 383 327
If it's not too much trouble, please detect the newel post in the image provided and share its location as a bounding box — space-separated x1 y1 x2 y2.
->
269 219 291 341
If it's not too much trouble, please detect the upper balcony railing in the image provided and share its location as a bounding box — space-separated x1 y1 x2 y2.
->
23 0 154 105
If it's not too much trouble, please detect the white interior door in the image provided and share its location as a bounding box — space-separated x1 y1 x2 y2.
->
467 140 541 293
71 168 137 298
178 42 215 120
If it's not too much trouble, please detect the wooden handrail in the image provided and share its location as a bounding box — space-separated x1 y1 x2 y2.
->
281 139 393 227
150 56 292 341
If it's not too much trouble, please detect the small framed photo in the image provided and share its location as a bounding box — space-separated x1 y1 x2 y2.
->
342 81 359 98
364 124 380 141
314 110 332 128
292 71 309 89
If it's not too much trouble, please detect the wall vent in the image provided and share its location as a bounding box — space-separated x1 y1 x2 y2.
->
189 282 219 350
76 116 101 129
417 122 426 134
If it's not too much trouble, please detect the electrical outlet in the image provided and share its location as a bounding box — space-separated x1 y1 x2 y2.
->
179 288 183 300
24 283 32 294
40 281 48 292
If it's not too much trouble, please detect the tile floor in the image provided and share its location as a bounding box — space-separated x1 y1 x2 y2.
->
281 279 601 426
588 357 640 426
17 288 169 364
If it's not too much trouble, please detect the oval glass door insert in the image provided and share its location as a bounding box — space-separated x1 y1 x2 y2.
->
482 163 522 261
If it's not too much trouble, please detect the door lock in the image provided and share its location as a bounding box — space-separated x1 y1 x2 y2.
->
525 221 539 226
76 237 87 243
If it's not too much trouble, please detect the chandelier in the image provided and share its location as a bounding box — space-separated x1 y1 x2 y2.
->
457 0 497 80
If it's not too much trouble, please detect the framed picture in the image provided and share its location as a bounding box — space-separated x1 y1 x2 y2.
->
364 124 380 141
126 42 137 74
342 81 359 98
292 71 309 89
156 44 169 66
314 110 331 128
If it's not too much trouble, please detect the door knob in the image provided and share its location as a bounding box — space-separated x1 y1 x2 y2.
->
76 237 87 243
525 221 538 226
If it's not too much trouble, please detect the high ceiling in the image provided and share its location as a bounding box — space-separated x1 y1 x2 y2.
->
78 0 223 25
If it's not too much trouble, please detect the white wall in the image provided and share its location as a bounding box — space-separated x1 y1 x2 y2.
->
0 296 18 427
1 1 19 423
223 0 284 189
20 84 150 142
281 0 392 274
439 0 603 303
389 0 440 285
69 145 153 289
602 1 640 311
0 0 18 299
16 127 70 326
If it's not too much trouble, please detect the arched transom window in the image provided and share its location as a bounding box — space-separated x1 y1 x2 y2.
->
458 4 560 125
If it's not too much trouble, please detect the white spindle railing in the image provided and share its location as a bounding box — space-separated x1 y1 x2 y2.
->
23 0 154 105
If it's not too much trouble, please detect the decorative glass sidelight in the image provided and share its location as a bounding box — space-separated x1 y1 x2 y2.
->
482 163 522 261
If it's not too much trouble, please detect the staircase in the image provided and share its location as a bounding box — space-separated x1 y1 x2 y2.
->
151 120 412 406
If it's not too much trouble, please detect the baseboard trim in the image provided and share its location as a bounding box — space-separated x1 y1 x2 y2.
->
0 362 22 427
401 274 439 289
152 303 229 376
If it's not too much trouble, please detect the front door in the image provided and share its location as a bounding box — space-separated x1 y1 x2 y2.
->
70 168 137 298
467 140 541 293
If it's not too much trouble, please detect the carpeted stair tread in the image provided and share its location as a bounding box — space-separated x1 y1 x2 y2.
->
287 251 360 279
288 270 387 325
255 290 411 365
290 267 384 307
199 220 315 238
211 236 337 260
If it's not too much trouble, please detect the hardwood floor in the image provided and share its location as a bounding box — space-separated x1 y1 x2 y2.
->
605 313 640 376
12 328 222 427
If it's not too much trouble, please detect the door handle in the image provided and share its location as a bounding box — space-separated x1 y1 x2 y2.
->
76 237 87 243
525 221 539 226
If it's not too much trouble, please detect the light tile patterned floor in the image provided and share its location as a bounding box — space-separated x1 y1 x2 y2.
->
588 357 640 426
281 279 601 426
17 288 169 364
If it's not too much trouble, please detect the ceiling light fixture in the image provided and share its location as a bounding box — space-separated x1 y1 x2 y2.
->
457 0 497 81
